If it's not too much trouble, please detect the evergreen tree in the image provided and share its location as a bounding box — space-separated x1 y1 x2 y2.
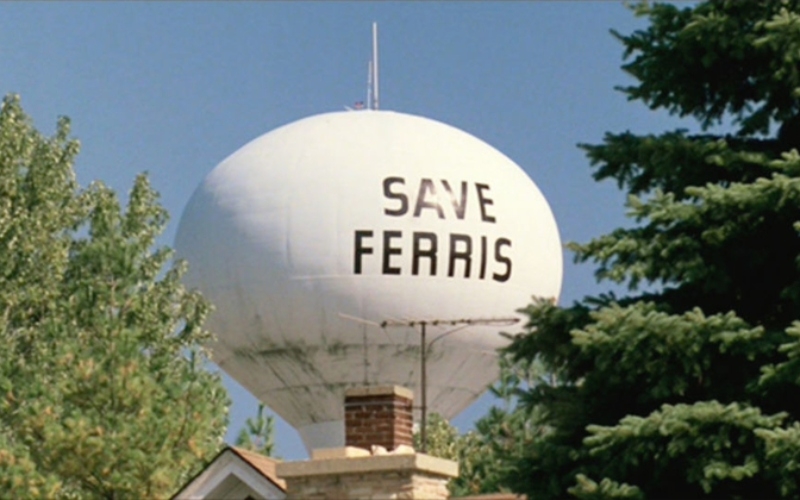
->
505 1 800 497
0 95 229 498
235 404 277 457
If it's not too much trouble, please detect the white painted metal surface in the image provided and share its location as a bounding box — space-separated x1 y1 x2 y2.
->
175 110 562 451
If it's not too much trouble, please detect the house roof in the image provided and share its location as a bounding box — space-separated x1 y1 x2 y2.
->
171 446 286 499
228 446 286 490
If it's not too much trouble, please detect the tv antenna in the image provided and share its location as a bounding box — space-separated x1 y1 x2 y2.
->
340 313 519 453
345 22 380 111
371 22 379 110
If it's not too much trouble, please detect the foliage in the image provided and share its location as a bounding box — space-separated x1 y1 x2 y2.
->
235 404 277 457
416 354 550 497
414 412 460 462
0 94 229 498
504 1 800 498
414 413 494 497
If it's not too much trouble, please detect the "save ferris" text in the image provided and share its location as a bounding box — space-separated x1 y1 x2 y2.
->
352 177 513 282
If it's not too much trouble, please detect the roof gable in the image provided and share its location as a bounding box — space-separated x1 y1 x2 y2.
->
172 447 286 500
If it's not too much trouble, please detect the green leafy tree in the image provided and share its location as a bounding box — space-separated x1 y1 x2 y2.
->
235 403 277 457
0 94 229 498
416 354 550 497
505 1 800 498
414 412 481 497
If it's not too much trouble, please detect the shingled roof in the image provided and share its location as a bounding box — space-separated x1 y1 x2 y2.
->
229 446 286 490
172 446 286 499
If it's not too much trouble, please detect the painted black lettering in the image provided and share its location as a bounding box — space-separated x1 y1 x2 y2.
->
476 183 496 223
448 233 472 278
479 235 488 280
383 177 408 217
413 179 445 219
354 230 374 274
440 180 468 219
412 232 438 276
493 238 512 282
382 230 402 275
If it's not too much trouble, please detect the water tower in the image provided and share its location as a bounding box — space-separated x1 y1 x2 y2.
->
174 28 562 452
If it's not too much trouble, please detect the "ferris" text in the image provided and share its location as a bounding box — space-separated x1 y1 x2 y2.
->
351 177 513 282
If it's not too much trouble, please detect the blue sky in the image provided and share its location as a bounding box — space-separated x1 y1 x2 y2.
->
1 2 693 460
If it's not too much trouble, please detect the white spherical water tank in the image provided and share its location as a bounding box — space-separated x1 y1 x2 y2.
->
175 110 562 452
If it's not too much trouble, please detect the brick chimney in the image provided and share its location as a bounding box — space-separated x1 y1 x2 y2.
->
344 385 413 451
276 385 458 500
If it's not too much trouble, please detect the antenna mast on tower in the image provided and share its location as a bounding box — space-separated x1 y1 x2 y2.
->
367 60 373 110
371 22 379 110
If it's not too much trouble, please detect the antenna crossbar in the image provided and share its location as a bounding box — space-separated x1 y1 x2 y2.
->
380 317 519 329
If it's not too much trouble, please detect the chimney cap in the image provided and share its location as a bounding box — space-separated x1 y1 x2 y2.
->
345 385 413 400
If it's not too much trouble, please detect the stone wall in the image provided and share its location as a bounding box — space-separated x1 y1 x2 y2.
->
284 468 449 500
